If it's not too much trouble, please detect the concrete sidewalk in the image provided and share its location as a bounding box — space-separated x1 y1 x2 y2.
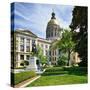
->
14 75 41 88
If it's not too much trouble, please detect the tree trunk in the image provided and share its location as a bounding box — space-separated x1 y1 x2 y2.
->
67 49 70 66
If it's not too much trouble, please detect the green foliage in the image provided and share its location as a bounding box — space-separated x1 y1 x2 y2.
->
70 6 88 67
52 30 75 66
36 45 47 65
57 55 67 66
27 75 87 87
42 67 67 76
42 67 87 76
20 60 29 67
24 61 29 66
63 67 87 75
45 67 63 72
42 71 68 76
11 71 36 85
20 62 24 66
53 30 75 51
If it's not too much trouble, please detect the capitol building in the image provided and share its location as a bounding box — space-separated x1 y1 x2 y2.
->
11 12 80 68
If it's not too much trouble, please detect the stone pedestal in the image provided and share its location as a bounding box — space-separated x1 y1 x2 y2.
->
26 56 41 71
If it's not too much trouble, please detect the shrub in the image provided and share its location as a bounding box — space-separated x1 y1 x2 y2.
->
42 67 87 76
63 66 87 75
42 71 68 76
63 67 87 72
24 61 29 66
45 67 63 72
57 55 67 66
20 60 29 67
20 62 24 66
41 67 67 76
11 71 36 85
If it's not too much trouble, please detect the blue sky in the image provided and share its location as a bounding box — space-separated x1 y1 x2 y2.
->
11 2 74 38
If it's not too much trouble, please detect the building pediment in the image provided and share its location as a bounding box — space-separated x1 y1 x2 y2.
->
15 29 38 38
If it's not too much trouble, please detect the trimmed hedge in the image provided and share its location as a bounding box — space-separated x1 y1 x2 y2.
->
63 67 87 72
45 67 64 72
42 71 68 76
11 71 36 85
63 67 87 75
42 66 87 76
42 67 66 76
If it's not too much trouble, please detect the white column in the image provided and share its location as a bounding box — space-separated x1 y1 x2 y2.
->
24 38 26 52
29 39 30 52
17 53 20 67
24 54 26 61
18 36 20 52
18 53 20 61
30 39 32 52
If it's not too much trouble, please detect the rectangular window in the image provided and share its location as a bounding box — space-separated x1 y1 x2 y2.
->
41 44 43 48
46 50 48 56
32 40 35 44
16 42 18 50
27 39 30 43
20 37 24 44
53 50 54 56
20 55 24 60
26 46 30 52
26 39 30 52
26 39 30 45
55 50 56 55
54 57 56 61
55 30 56 36
58 49 61 55
49 51 51 56
26 55 30 60
20 45 24 51
20 37 24 52
45 45 48 48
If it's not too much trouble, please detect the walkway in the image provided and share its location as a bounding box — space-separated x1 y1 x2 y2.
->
14 75 41 88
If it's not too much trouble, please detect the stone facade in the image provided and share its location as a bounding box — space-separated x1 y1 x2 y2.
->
11 29 51 68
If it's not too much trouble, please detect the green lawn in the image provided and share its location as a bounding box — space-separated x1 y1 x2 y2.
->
11 71 36 86
27 75 87 87
27 67 88 87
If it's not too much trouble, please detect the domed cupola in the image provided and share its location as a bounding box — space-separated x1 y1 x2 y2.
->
48 12 59 25
46 12 61 41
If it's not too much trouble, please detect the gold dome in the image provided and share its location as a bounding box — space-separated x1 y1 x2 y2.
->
48 19 59 25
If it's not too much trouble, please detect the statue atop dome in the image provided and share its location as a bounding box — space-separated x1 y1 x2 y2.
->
51 12 56 19
48 11 59 25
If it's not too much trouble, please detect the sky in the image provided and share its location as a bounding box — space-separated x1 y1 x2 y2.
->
11 2 74 38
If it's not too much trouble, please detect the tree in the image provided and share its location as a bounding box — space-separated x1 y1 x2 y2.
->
70 6 88 67
57 55 67 66
36 45 47 65
52 29 75 66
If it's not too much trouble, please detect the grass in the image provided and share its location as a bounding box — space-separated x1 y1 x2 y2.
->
27 66 88 87
27 75 87 87
11 71 36 86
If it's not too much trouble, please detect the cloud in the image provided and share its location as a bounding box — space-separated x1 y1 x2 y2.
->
12 2 74 38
